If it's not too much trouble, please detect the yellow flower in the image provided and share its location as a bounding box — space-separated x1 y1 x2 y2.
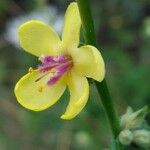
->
14 2 105 120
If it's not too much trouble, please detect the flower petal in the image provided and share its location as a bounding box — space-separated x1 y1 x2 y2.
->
61 72 89 120
62 2 81 49
18 20 61 57
70 45 105 81
15 70 66 111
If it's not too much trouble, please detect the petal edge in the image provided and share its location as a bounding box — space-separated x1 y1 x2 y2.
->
18 20 61 56
61 72 89 120
62 2 81 49
70 45 105 81
15 70 66 111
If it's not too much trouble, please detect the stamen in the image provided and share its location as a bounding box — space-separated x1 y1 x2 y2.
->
38 63 58 72
37 55 73 85
28 67 34 73
40 55 57 63
35 72 50 82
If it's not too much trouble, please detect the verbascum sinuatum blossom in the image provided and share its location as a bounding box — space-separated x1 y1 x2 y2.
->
14 2 105 120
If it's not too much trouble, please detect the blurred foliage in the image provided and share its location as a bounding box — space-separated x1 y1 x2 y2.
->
0 0 150 149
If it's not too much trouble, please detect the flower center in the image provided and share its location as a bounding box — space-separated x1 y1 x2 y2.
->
37 55 73 85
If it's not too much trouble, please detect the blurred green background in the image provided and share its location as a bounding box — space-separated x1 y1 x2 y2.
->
0 0 150 149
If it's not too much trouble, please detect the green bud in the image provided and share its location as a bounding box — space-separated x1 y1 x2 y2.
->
119 129 133 145
133 129 150 148
121 106 149 129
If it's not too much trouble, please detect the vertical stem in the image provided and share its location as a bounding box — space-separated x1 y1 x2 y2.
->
95 81 120 138
77 0 121 139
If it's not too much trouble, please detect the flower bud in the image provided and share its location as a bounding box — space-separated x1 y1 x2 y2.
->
121 106 149 129
119 129 133 145
133 129 150 148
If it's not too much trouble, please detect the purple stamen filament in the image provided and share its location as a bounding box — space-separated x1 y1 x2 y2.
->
36 55 73 85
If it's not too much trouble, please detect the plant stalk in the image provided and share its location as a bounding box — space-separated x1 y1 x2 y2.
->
77 0 121 140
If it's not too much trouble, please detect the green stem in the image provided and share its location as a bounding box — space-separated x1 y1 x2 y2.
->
95 81 120 138
77 0 121 140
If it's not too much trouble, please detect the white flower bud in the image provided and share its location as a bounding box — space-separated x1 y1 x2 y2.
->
120 106 149 129
133 129 150 148
119 129 133 145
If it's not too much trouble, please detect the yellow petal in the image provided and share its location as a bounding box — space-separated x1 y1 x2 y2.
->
61 72 89 120
18 20 61 57
62 2 81 49
70 45 105 81
14 70 66 111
